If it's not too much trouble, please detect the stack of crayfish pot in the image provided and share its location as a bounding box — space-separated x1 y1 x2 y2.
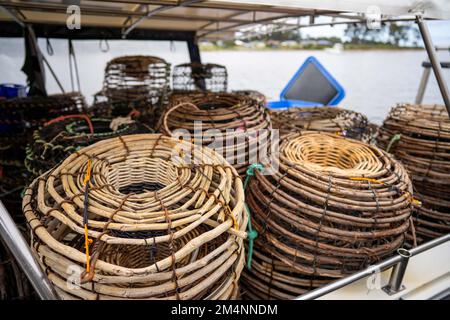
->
0 92 87 219
269 106 377 143
23 134 246 300
0 92 86 300
377 104 450 245
172 62 228 92
232 90 267 105
242 132 414 299
158 92 272 176
25 115 153 180
102 55 171 127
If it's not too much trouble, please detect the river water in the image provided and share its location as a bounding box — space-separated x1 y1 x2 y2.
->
1 39 449 124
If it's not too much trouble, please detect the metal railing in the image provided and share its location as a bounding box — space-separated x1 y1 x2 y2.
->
0 201 59 300
297 233 450 300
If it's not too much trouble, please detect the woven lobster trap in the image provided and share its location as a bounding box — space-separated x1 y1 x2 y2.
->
0 92 87 131
269 106 377 143
102 56 171 126
0 92 88 161
232 90 266 105
0 92 88 218
157 92 272 176
172 63 227 92
25 115 153 180
23 134 247 300
377 103 450 245
242 132 414 299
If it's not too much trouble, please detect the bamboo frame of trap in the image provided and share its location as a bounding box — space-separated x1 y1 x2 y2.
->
23 134 247 300
377 103 450 245
269 106 378 143
102 56 171 127
242 132 414 299
25 116 153 180
172 63 228 93
157 92 272 176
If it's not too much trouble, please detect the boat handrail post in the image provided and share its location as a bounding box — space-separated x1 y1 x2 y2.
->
416 15 450 117
382 248 412 295
415 62 431 104
0 201 59 300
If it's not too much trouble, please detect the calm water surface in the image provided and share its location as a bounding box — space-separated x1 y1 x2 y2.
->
1 39 449 124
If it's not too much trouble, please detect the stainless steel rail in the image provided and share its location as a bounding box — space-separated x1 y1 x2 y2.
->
297 233 450 300
382 248 411 295
0 201 59 300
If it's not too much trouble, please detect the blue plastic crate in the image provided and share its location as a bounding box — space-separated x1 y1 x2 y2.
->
268 56 345 109
0 83 27 99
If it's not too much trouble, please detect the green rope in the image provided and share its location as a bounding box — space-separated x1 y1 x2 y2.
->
386 134 402 153
245 204 257 269
244 163 264 189
243 163 263 269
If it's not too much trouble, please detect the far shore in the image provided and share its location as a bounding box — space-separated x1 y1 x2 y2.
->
200 44 424 52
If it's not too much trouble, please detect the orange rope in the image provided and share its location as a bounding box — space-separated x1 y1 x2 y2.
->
45 114 94 134
84 224 93 272
83 159 92 185
127 109 141 118
83 159 93 272
350 177 382 184
226 205 239 230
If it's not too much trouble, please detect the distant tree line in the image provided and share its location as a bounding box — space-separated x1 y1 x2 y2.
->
344 23 421 46
253 23 421 46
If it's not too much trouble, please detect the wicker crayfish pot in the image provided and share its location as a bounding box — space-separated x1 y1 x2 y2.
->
158 92 272 176
0 92 87 300
232 90 266 105
377 103 450 245
242 132 414 299
23 134 246 300
172 62 227 92
0 92 87 218
25 115 153 180
269 106 377 143
102 55 171 127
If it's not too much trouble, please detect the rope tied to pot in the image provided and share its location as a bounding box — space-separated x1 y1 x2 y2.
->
83 159 93 273
386 133 402 153
243 163 263 269
350 177 383 184
45 114 94 134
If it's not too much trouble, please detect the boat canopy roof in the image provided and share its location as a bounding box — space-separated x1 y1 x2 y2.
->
0 0 448 40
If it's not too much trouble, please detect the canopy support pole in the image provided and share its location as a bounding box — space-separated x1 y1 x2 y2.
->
187 37 206 91
0 201 59 300
416 15 450 116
